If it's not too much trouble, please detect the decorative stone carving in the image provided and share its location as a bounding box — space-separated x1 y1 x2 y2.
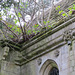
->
37 58 42 66
2 46 9 60
63 29 73 45
63 29 73 50
54 50 59 57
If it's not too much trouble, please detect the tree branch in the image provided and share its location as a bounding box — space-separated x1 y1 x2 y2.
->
0 20 19 39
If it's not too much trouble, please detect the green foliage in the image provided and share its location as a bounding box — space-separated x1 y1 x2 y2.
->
3 10 7 14
68 10 72 15
43 21 50 25
43 21 46 25
48 25 54 28
1 1 75 43
7 23 21 34
33 30 37 34
59 10 63 14
25 4 28 8
14 19 19 24
27 30 32 34
21 2 23 5
25 1 28 8
33 24 39 28
68 4 75 15
1 0 13 9
73 4 75 10
11 28 14 31
68 8 72 10
8 25 12 28
0 15 3 20
15 20 17 24
48 25 51 28
17 28 21 33
8 15 11 18
36 30 40 33
20 6 24 8
20 1 24 8
56 4 75 17
18 12 22 17
62 13 67 17
56 5 60 10
47 21 50 23
8 34 14 38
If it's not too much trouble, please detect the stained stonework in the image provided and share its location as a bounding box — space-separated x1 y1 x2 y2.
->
37 58 42 66
54 50 60 57
0 0 75 75
19 18 75 75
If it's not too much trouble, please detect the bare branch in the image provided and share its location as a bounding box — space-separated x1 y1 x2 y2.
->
46 0 54 26
37 9 43 27
14 5 25 40
0 29 6 39
0 20 18 39
33 0 42 8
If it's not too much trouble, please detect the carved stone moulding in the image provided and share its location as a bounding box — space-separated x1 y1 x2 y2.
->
63 29 73 45
54 50 60 57
63 29 72 41
63 29 75 50
2 46 9 60
37 58 42 66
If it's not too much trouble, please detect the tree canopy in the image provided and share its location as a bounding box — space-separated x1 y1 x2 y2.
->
0 0 75 43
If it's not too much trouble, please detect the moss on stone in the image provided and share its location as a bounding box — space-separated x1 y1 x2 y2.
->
0 40 22 51
22 14 75 51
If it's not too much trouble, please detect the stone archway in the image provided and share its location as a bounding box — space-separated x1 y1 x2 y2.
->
39 59 59 75
48 67 59 75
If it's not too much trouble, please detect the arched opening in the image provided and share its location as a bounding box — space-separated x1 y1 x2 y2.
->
49 67 59 75
39 59 59 75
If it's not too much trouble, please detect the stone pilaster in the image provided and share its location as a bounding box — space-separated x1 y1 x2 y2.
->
63 29 75 75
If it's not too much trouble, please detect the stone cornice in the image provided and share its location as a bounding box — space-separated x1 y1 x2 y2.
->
21 15 75 51
0 40 22 51
20 37 65 65
0 16 75 66
15 16 75 66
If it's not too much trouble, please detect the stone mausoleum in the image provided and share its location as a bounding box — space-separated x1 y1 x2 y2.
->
0 0 75 75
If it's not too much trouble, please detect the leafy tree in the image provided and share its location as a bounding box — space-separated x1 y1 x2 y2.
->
0 0 55 43
0 0 74 43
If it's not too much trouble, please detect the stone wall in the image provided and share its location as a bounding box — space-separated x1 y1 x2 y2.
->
1 61 20 75
0 46 20 75
20 20 75 75
0 11 75 75
0 17 75 75
0 0 75 75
